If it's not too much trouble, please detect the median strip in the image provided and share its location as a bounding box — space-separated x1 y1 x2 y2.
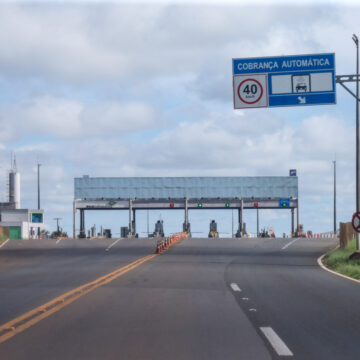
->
155 232 187 254
0 253 157 344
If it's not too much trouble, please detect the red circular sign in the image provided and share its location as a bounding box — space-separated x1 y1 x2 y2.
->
352 212 360 232
237 78 264 104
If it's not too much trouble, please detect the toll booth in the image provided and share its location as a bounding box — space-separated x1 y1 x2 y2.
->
152 220 164 238
104 229 112 238
121 226 129 238
208 220 219 238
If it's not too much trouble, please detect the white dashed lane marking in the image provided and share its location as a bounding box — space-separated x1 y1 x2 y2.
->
230 283 241 292
260 327 293 356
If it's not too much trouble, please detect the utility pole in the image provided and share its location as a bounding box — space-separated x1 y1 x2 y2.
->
353 33 360 250
333 159 337 234
53 218 62 234
37 163 41 238
147 209 149 237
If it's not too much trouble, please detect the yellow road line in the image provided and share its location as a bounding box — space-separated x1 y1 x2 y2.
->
0 253 157 344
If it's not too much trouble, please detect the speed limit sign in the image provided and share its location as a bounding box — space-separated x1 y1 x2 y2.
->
233 74 268 109
352 212 360 233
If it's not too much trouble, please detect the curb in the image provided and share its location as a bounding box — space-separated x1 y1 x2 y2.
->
317 252 360 284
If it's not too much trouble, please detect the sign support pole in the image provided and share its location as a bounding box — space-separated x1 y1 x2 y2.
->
333 159 337 234
354 34 360 250
336 36 360 249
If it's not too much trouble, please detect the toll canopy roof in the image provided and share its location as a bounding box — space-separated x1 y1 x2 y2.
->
74 176 298 200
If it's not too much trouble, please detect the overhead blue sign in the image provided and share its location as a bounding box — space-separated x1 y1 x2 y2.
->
233 53 336 109
279 198 290 207
31 213 43 223
289 169 297 177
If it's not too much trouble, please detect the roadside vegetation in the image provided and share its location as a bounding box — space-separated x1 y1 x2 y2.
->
0 235 8 245
323 239 360 280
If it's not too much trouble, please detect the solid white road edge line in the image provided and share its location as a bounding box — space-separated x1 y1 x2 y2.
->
281 238 299 250
55 239 62 244
260 327 293 356
0 239 9 248
105 238 122 251
317 253 360 284
230 283 241 292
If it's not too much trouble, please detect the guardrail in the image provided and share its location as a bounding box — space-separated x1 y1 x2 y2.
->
304 233 337 238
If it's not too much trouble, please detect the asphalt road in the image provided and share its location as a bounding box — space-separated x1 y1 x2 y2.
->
0 235 358 359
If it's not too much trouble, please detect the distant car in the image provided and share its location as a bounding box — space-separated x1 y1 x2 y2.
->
296 83 307 92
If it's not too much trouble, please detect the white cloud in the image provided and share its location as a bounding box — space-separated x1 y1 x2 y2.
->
0 3 356 87
0 96 165 141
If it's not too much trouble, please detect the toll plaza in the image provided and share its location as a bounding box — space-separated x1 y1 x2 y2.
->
73 175 299 238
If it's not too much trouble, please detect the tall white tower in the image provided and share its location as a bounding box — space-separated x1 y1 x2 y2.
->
9 155 20 209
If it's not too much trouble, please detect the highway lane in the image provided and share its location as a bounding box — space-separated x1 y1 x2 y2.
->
1 235 358 359
0 237 157 324
226 236 360 359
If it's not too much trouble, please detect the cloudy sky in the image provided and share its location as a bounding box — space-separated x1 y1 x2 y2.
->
0 0 359 237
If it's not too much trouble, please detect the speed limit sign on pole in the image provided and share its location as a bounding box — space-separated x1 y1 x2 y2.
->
233 74 268 109
352 212 360 233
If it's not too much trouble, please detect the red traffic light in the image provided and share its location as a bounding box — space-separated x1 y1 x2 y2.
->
254 202 258 207
170 203 174 208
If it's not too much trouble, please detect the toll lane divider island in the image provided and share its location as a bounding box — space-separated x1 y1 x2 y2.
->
0 233 188 345
155 232 188 254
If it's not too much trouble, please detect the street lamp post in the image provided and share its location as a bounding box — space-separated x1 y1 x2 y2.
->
353 33 360 250
53 218 62 234
333 160 336 234
37 163 41 238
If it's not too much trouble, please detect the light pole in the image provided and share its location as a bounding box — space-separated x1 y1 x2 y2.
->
147 209 149 237
37 163 41 238
333 160 336 234
353 33 360 250
53 217 62 234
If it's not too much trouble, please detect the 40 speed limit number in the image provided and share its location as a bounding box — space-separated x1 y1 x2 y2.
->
233 74 268 109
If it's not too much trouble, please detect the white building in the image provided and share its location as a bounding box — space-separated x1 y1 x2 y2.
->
0 209 44 239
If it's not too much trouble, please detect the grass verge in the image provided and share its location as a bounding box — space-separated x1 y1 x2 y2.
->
323 239 360 280
0 235 8 245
